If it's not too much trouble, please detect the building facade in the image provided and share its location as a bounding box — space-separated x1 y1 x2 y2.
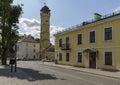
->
44 45 55 61
16 35 40 60
40 5 51 59
55 11 120 70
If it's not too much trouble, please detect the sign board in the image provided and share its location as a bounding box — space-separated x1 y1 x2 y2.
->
12 45 17 52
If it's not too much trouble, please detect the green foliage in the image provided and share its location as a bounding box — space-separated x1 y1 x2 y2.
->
0 0 23 65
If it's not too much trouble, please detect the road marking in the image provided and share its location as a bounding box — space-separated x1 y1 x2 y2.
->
44 67 103 85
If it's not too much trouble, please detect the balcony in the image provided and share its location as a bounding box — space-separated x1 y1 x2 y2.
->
61 44 71 50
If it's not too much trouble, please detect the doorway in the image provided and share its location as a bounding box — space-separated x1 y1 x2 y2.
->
89 52 96 69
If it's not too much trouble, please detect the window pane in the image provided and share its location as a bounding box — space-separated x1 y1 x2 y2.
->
77 34 82 44
105 52 112 65
78 52 82 62
66 53 69 61
105 27 112 41
90 31 95 43
59 39 62 47
59 53 62 61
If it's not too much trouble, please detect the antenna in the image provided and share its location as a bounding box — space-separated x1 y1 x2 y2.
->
43 0 47 6
44 2 46 6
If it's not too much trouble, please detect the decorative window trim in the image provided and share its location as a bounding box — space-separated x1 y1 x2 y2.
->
103 51 114 66
103 26 113 42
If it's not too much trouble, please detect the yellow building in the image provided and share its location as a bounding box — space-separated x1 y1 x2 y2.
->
55 11 120 70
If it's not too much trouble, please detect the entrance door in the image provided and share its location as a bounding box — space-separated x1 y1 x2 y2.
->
89 52 96 69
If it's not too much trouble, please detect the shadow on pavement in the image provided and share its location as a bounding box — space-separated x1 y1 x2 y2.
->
0 65 58 81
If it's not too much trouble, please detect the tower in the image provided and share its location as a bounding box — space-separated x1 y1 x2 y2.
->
40 5 51 59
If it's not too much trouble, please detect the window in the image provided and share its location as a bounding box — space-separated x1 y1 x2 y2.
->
104 27 112 41
59 39 62 47
78 52 82 63
33 49 36 52
104 52 112 65
89 31 95 43
66 53 70 62
77 34 82 44
66 37 70 48
59 53 62 61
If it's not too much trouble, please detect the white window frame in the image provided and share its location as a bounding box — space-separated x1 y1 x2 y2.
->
103 26 113 42
103 51 114 66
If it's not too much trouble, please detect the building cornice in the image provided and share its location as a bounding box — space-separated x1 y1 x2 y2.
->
55 13 120 36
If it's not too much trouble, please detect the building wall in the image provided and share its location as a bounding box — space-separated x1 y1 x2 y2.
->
44 52 55 60
55 15 120 70
17 42 40 60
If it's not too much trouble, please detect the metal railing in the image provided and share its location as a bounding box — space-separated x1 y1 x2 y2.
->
55 10 120 35
61 43 70 50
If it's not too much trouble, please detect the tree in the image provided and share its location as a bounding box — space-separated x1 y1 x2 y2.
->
0 0 23 65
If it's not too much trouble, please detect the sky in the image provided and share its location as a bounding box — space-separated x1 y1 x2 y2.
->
13 0 120 44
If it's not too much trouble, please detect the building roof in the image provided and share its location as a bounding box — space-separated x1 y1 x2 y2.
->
45 45 55 52
40 5 50 14
18 35 38 43
54 10 120 36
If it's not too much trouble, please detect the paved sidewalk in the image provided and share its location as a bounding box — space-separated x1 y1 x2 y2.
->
0 65 40 85
43 62 120 79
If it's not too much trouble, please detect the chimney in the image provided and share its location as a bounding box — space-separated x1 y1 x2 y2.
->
94 13 102 21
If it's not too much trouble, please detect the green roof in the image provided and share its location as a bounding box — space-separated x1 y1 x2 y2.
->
55 10 120 36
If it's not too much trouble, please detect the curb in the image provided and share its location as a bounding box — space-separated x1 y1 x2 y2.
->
43 62 120 79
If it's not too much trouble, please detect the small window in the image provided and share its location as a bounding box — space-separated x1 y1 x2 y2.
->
33 49 36 52
66 53 70 62
59 39 62 47
104 27 112 41
89 31 95 43
104 52 112 65
59 53 62 61
78 52 82 63
77 34 82 44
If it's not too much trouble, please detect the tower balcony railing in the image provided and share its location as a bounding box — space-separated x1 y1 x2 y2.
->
61 43 71 50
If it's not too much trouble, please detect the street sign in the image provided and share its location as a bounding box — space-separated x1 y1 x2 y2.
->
12 45 17 52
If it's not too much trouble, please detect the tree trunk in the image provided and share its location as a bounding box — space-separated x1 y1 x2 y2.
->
1 49 7 65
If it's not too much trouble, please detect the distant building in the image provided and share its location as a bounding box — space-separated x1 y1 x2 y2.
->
44 45 55 61
16 35 40 60
55 11 120 70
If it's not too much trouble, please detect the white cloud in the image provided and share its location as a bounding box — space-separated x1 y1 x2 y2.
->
18 18 65 44
113 6 120 12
